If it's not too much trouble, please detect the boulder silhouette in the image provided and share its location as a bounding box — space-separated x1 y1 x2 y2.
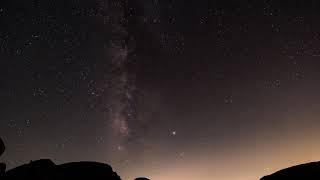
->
3 159 121 180
4 159 55 180
0 138 149 180
261 161 320 180
55 161 120 180
0 137 5 174
0 138 4 157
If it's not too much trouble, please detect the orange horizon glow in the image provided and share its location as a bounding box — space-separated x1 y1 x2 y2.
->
117 130 320 180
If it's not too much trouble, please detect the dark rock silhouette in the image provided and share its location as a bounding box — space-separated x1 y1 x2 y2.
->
55 161 120 180
4 159 55 180
2 159 121 180
0 138 122 180
261 161 320 180
0 138 148 180
0 137 5 175
0 138 4 157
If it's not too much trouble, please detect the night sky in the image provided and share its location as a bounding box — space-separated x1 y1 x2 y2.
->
1 1 320 179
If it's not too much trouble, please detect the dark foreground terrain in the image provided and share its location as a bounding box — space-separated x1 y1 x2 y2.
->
2 158 320 180
261 161 320 180
1 159 121 180
0 159 149 180
0 138 150 180
4 137 320 180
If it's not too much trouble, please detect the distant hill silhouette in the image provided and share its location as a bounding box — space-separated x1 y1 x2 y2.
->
261 161 320 180
0 138 149 180
2 159 121 180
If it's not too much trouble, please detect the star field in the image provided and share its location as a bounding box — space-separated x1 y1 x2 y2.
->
1 1 320 180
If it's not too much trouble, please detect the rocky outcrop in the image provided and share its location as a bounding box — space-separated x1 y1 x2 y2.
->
0 138 5 157
3 159 121 180
261 161 320 180
0 138 149 180
0 138 5 174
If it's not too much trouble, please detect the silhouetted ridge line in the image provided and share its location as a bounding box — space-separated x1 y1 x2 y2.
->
135 178 150 180
0 138 150 180
3 159 121 180
261 161 320 180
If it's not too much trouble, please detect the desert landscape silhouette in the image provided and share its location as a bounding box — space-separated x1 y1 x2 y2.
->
260 161 320 180
2 137 320 180
0 138 150 180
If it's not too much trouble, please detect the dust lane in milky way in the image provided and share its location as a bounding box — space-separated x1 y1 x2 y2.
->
1 1 320 180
